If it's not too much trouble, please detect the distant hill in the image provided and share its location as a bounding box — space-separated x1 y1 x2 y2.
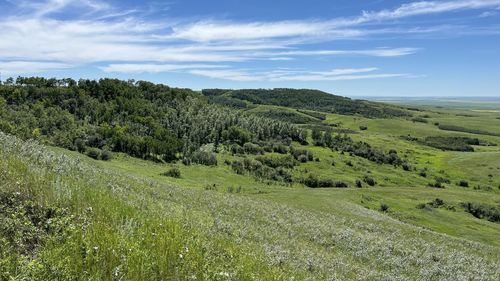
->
202 88 410 118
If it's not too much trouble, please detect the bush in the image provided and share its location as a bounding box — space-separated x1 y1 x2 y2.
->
101 149 113 161
297 154 308 163
255 155 295 169
461 202 500 222
355 179 362 188
411 117 428 123
428 181 444 188
86 147 101 160
359 125 368 131
304 175 347 188
458 180 469 187
380 203 390 212
362 175 376 186
418 169 427 177
162 167 181 178
291 148 313 162
333 181 348 188
243 142 264 155
402 162 412 171
190 151 218 166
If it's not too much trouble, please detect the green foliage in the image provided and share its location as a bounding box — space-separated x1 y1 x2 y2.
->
255 155 296 169
303 174 348 188
222 126 252 145
359 125 368 130
362 175 376 186
461 202 500 223
230 158 293 183
457 180 469 187
420 136 491 151
86 147 101 160
411 117 428 123
325 134 404 166
242 142 264 155
438 124 500 137
203 88 410 118
189 150 218 166
0 77 306 163
162 167 181 178
380 203 390 212
416 198 454 211
402 162 412 171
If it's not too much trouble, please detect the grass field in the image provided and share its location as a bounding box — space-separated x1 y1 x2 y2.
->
1 100 500 279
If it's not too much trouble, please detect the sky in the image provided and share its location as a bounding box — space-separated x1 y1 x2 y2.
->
0 0 499 97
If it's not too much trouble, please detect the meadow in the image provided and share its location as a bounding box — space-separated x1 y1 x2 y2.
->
1 79 500 280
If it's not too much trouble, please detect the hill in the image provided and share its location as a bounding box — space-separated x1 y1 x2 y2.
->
1 77 500 279
202 88 410 118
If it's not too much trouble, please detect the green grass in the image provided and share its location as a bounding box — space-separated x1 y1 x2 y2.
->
2 100 500 279
2 132 500 280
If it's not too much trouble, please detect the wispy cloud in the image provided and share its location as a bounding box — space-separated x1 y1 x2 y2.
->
0 61 73 75
0 0 498 80
101 63 226 73
189 67 412 82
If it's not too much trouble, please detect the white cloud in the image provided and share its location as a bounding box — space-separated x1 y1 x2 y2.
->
189 69 262 81
0 61 72 75
261 48 420 58
189 67 412 82
101 63 226 73
0 0 498 78
168 1 500 42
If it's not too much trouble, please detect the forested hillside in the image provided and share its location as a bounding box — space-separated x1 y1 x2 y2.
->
203 88 410 118
0 77 306 163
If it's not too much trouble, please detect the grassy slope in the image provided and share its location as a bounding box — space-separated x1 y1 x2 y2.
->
2 133 500 280
2 100 500 279
96 103 500 248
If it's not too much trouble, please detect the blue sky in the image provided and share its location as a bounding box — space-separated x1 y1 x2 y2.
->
0 0 499 97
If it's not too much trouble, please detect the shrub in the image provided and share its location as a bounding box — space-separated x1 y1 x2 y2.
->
291 148 313 161
418 169 427 178
461 202 500 222
333 181 348 188
190 151 218 166
304 175 347 188
162 167 181 178
255 155 295 169
428 181 444 188
304 174 319 188
86 147 101 160
297 154 308 163
380 203 390 212
181 157 191 166
402 162 412 171
345 160 353 167
411 117 428 123
243 142 264 155
362 175 376 186
272 143 289 154
435 177 450 184
458 180 469 187
101 149 113 161
359 125 368 131
355 179 362 188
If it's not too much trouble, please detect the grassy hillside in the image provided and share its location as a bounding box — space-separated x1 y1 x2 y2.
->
1 78 500 279
2 133 500 280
